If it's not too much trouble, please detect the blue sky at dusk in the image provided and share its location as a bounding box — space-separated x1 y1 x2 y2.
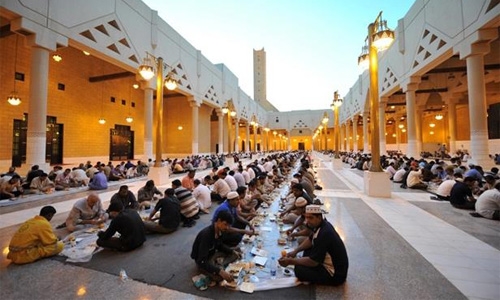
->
143 0 415 111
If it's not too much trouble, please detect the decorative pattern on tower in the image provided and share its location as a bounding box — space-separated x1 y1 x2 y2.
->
412 28 448 69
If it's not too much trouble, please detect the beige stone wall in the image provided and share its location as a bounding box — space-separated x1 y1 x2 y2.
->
456 105 471 141
198 104 213 153
164 96 191 155
1 39 144 164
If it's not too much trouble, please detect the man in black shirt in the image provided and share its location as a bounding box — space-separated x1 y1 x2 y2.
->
449 176 476 209
97 202 146 251
279 205 349 286
191 210 237 283
109 185 139 210
144 188 181 234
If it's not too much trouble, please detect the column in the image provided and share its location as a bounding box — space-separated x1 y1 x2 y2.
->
253 126 257 151
456 28 497 166
352 116 358 152
142 84 155 160
395 116 401 152
447 96 459 155
26 46 50 168
465 54 490 166
286 131 291 150
379 98 388 155
227 114 232 153
217 110 224 154
403 76 421 158
189 99 200 154
416 104 425 155
12 19 68 170
345 121 350 152
246 123 250 152
234 118 240 152
363 112 369 153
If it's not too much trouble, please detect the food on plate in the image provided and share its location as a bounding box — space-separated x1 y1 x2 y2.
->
98 223 105 229
277 238 287 245
225 280 237 288
281 250 287 257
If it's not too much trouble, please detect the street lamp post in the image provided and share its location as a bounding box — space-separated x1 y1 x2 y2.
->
222 104 232 153
322 112 329 151
273 131 277 150
331 91 343 158
358 11 395 197
138 54 178 168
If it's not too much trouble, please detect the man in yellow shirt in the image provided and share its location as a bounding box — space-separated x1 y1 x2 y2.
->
7 206 63 264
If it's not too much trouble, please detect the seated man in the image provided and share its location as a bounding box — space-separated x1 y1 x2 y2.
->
70 167 90 186
212 191 254 247
0 174 24 200
109 185 139 210
137 180 163 210
29 173 55 194
211 175 231 204
280 197 308 224
392 167 408 183
64 194 107 232
7 206 64 264
236 186 257 221
48 165 63 181
473 182 500 220
191 210 238 283
181 169 196 191
88 169 108 190
279 205 349 286
23 165 44 190
54 168 79 191
96 202 146 252
144 188 181 234
449 176 476 209
2 166 19 178
172 179 199 227
406 166 428 190
431 174 461 201
108 165 125 181
192 179 211 214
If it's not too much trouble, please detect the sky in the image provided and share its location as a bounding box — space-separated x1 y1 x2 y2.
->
142 0 415 111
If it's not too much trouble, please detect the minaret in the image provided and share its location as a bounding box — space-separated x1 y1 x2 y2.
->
253 48 266 103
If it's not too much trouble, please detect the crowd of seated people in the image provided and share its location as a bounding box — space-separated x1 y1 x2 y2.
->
0 160 153 201
325 149 499 221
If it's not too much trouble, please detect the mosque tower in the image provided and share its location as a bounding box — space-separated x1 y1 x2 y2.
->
253 48 278 112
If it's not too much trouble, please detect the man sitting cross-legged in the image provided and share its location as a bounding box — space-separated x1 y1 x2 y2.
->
191 210 239 283
7 206 64 264
143 188 181 234
279 205 349 286
96 201 146 252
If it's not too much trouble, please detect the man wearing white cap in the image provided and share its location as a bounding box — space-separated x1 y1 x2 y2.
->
279 205 348 286
280 196 308 224
212 191 255 247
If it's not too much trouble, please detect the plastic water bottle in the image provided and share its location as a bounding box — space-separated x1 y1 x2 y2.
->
270 256 277 279
119 269 128 282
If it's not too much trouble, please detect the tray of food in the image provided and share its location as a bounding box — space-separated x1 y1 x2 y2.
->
226 261 246 279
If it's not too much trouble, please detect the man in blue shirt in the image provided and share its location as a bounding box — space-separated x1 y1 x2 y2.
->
88 169 107 190
212 191 255 247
